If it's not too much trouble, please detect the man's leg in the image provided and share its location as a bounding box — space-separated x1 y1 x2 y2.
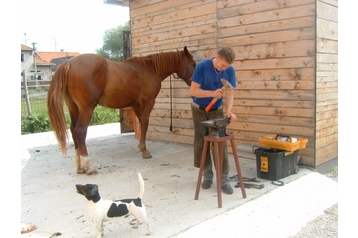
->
191 104 213 189
202 155 213 189
221 141 233 194
207 109 233 194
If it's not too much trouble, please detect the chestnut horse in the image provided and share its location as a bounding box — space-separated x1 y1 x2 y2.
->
47 46 196 175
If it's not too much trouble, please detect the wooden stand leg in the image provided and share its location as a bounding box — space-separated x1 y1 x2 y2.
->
230 138 247 198
195 135 246 208
213 142 222 208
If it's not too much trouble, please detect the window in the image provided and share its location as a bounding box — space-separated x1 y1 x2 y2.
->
21 54 24 62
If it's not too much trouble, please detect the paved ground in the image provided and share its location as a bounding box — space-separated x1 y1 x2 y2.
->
21 123 338 237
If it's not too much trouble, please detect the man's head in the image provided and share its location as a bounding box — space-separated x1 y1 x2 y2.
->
214 47 236 71
218 47 236 64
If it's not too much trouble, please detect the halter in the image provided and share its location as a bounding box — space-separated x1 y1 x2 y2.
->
172 53 194 79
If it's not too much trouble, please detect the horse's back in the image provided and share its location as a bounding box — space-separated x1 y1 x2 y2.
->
66 54 113 89
64 54 140 108
68 54 108 72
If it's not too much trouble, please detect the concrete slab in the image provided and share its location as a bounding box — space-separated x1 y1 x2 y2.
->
21 123 337 238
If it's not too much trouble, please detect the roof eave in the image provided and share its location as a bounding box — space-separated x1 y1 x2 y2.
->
103 0 130 7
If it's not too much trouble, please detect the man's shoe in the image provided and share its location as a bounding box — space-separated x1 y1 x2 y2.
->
221 184 233 194
202 180 212 189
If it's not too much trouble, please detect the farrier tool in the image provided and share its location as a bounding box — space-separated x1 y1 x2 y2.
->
230 175 264 189
205 78 234 112
235 182 265 189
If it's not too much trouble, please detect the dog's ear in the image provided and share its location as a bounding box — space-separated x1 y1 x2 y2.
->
86 184 99 197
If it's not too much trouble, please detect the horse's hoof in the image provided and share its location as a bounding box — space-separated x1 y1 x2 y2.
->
142 151 152 159
86 168 98 175
76 169 86 174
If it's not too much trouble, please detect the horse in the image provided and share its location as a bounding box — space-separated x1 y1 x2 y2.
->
47 46 196 175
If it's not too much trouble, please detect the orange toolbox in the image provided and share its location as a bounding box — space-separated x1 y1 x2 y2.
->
259 134 308 152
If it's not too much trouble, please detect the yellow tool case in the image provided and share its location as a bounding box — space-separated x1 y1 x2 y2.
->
259 134 308 152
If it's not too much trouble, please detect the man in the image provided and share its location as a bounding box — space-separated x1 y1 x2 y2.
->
190 47 237 194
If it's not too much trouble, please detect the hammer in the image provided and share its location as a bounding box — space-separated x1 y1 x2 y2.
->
205 78 234 112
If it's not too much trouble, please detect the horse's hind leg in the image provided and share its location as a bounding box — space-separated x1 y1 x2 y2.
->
66 98 82 173
67 101 97 175
75 109 98 175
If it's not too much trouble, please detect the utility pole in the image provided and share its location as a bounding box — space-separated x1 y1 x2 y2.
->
22 70 31 116
32 42 38 87
53 38 57 52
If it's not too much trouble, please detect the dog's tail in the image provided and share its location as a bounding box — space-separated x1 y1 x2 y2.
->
138 172 145 199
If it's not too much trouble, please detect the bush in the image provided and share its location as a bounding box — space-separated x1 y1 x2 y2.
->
21 113 52 134
21 106 119 134
90 106 120 125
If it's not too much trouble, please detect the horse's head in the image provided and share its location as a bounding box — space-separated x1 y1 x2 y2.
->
177 46 196 86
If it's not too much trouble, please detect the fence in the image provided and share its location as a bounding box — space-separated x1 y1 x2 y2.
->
21 71 51 119
21 71 120 129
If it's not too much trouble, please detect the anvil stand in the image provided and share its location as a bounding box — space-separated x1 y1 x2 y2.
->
194 117 247 208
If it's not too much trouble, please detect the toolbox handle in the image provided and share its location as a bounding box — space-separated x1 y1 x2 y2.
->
252 146 277 154
252 146 261 154
275 134 292 141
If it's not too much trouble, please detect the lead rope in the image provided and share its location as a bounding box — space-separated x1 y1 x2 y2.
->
169 74 173 132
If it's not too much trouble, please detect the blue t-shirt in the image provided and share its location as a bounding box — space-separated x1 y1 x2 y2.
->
191 58 236 109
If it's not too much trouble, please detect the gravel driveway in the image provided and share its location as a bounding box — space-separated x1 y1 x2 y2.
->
291 167 338 238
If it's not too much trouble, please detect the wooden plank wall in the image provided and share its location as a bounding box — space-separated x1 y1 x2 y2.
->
127 0 337 167
315 0 338 166
129 0 218 146
215 0 317 166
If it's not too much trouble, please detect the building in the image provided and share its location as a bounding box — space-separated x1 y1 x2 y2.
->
21 44 80 81
108 0 338 172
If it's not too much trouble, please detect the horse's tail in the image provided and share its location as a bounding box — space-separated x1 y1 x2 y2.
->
47 63 70 157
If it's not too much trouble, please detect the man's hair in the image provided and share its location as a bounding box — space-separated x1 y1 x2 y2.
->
218 47 236 64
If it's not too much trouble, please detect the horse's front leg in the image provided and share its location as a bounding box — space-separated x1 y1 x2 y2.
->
135 105 153 159
138 117 152 159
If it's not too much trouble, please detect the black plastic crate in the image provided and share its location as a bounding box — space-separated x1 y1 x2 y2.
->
253 147 300 181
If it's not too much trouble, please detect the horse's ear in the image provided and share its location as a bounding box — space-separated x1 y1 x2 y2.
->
184 46 189 55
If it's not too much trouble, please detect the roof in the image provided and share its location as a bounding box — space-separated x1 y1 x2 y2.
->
36 51 80 63
50 56 78 70
103 0 130 7
21 44 33 51
21 44 80 68
35 56 55 66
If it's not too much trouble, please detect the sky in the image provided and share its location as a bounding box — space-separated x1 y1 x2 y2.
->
20 0 130 53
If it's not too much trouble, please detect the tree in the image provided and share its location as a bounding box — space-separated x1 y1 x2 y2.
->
96 22 130 62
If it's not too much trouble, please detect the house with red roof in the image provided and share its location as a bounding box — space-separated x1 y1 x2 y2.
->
21 44 80 81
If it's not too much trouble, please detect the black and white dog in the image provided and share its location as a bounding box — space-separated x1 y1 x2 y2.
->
76 172 151 237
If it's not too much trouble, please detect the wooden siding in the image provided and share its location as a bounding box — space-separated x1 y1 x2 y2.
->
127 0 338 168
315 0 338 166
129 0 219 147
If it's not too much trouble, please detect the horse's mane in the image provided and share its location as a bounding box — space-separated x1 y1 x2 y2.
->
125 51 182 75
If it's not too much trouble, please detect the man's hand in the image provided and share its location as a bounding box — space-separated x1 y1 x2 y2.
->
213 88 224 98
226 112 236 122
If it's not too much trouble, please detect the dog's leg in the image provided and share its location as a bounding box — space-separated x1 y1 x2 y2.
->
131 218 139 229
94 219 104 238
142 218 152 236
129 218 137 226
134 214 151 235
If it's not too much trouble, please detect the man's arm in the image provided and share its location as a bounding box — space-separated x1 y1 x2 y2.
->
224 89 237 121
190 81 224 99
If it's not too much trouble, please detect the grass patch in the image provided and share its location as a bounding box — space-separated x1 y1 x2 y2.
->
21 96 120 134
